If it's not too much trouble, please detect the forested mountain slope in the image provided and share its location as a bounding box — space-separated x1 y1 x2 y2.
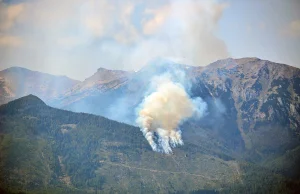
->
1 95 299 193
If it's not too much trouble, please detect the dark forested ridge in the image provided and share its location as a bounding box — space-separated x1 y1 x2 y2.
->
0 95 299 194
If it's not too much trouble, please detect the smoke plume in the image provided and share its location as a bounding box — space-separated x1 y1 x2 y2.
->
136 74 205 153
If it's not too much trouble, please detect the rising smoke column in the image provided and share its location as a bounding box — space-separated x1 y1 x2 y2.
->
136 76 197 153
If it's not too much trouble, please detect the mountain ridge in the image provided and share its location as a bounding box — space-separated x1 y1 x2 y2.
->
1 58 299 158
49 57 300 166
1 66 80 80
1 95 300 193
0 95 240 193
0 95 299 193
0 66 80 105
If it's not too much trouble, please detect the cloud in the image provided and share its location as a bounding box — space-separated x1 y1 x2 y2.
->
57 36 85 48
0 2 24 31
126 0 230 69
282 20 300 38
0 34 22 47
142 6 170 35
0 0 229 79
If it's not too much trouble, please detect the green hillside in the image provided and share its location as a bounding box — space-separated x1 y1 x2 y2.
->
0 95 299 193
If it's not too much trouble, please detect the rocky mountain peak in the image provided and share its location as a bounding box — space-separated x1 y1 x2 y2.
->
234 57 261 65
58 67 133 105
91 67 131 83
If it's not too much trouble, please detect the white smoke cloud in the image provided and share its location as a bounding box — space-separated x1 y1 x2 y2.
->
192 97 208 118
136 73 207 153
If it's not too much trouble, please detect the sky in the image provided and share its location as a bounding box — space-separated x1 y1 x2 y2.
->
0 0 299 80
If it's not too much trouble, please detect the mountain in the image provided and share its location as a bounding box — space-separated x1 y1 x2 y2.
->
51 67 132 107
0 67 80 105
53 59 195 123
0 95 299 194
54 58 300 161
189 58 300 158
1 58 299 193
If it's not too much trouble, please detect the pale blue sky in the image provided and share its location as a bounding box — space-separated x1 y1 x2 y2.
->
0 0 299 80
218 0 300 67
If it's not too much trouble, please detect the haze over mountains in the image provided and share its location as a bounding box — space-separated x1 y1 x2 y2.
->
0 67 79 105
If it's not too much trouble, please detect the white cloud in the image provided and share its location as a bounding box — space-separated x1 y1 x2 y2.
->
0 0 229 79
142 6 170 35
131 0 229 68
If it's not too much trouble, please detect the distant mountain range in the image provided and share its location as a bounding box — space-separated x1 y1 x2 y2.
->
1 58 300 159
0 95 299 193
53 67 132 108
0 57 300 193
0 67 79 105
